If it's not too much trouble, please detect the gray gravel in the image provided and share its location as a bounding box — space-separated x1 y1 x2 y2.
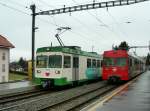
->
0 81 107 111
44 85 115 111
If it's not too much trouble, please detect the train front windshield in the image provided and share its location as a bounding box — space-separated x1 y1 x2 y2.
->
36 55 62 68
103 58 127 67
36 55 48 68
49 55 62 68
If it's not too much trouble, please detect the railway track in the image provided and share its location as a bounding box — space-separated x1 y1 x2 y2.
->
0 89 52 104
42 84 117 111
0 81 118 111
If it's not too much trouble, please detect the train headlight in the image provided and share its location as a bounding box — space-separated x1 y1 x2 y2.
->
55 70 60 74
37 70 41 73
112 68 117 72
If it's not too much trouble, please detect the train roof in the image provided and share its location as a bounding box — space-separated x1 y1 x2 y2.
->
128 52 145 63
37 46 102 58
103 49 145 62
103 50 128 57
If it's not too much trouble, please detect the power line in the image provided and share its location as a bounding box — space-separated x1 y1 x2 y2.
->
0 1 30 15
106 10 128 38
37 0 56 8
0 1 59 27
72 0 122 39
68 30 101 45
70 15 106 39
4 0 30 9
35 1 100 42
30 0 60 26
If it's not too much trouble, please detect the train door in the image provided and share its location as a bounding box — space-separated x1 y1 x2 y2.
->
72 56 79 81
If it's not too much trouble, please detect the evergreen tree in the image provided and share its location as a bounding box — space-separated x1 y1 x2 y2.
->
118 41 129 51
18 57 28 71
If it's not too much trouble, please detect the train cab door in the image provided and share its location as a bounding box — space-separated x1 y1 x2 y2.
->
72 56 79 82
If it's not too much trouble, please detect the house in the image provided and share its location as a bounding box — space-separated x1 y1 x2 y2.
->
0 35 14 82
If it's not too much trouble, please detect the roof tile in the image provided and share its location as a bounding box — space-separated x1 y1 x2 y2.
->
0 35 15 48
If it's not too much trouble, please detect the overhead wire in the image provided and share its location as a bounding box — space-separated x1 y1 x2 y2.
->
33 0 93 45
4 0 30 9
35 0 106 43
36 0 61 27
0 0 111 47
106 10 128 39
0 0 60 27
70 15 106 39
0 1 30 15
36 0 100 45
37 0 56 8
72 0 123 39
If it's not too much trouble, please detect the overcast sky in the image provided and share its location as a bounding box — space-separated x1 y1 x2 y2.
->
0 0 150 61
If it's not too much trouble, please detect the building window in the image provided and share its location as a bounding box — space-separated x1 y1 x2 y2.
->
64 56 71 68
2 64 5 72
2 53 6 60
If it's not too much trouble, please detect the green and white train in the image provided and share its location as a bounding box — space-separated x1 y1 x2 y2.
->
35 46 102 88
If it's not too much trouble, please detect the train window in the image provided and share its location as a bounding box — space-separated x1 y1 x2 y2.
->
101 60 103 67
64 56 71 68
36 55 48 68
103 58 115 66
87 59 91 68
49 55 62 68
92 59 96 68
97 60 100 68
116 58 127 66
129 58 132 66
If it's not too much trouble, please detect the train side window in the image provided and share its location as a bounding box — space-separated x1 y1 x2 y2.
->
129 58 132 66
97 60 100 68
87 59 91 68
92 59 96 68
64 56 71 68
116 58 127 66
101 60 103 67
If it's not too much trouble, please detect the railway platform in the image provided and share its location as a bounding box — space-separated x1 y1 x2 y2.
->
0 80 39 96
82 71 150 111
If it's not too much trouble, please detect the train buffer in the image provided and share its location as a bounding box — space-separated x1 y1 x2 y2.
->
0 80 39 96
81 71 150 111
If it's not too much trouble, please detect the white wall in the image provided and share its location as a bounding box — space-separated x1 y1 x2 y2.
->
0 48 9 82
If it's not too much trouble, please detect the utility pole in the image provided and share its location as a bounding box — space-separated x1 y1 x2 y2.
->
30 4 36 79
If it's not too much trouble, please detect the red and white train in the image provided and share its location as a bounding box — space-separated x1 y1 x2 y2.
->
102 50 145 83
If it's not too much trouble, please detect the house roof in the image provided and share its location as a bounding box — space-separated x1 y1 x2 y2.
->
0 35 15 48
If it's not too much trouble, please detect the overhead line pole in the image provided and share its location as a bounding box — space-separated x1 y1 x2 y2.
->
30 4 36 79
35 0 149 16
130 41 150 51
